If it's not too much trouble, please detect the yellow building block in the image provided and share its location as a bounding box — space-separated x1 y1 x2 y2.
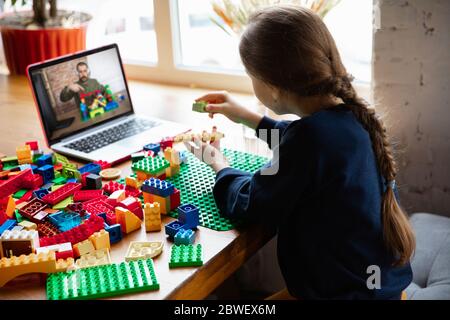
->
16 145 31 162
125 241 163 261
165 165 180 178
89 107 104 118
115 207 142 234
0 230 39 258
152 194 171 214
0 252 56 287
88 229 110 250
18 220 37 230
73 239 95 257
125 176 139 189
144 202 161 232
5 195 16 218
163 147 181 166
75 248 111 269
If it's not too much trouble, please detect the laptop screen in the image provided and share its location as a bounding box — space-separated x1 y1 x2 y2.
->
28 44 134 146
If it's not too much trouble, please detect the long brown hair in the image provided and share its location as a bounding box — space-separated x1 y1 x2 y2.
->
240 5 415 266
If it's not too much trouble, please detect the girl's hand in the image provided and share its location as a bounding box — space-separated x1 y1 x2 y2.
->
183 137 230 173
195 91 263 129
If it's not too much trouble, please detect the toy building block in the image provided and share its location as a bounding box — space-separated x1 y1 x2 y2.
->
82 198 115 224
78 163 101 175
170 188 181 211
18 220 37 231
125 176 139 189
192 100 207 113
39 214 104 247
165 220 186 238
73 189 103 202
125 241 163 261
106 189 126 207
177 204 200 229
36 164 55 184
143 142 161 154
117 196 143 220
61 167 81 181
11 226 24 232
169 244 203 268
115 207 141 234
18 198 48 223
0 229 39 258
37 221 60 238
52 176 67 185
73 239 96 258
88 229 110 251
52 196 74 211
104 223 122 244
160 137 174 150
86 173 102 190
25 141 39 151
33 188 49 200
131 152 146 162
93 160 111 170
143 192 171 214
13 188 27 199
46 258 159 300
174 229 196 245
36 242 73 260
144 202 161 232
75 248 111 269
48 211 81 232
131 156 169 177
0 252 57 287
36 154 53 167
4 195 15 218
103 180 141 198
163 147 181 166
41 182 82 205
141 177 174 197
16 145 32 164
0 168 32 199
0 220 17 235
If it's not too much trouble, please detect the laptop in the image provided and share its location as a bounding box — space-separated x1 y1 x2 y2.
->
27 43 189 164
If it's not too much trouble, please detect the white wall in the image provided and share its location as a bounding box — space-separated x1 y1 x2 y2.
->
86 48 126 93
372 0 450 216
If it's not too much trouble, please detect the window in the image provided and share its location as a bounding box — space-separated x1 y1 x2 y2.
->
58 0 157 64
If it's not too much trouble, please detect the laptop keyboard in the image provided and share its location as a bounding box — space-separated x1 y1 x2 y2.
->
63 118 159 154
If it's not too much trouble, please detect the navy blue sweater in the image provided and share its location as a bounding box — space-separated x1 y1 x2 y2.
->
213 104 412 299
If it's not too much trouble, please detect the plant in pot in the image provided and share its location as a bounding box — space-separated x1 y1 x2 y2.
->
0 0 92 75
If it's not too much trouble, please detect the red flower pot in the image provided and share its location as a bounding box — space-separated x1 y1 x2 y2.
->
0 11 91 75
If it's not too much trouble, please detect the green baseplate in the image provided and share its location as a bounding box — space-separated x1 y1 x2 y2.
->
46 259 159 300
118 148 268 231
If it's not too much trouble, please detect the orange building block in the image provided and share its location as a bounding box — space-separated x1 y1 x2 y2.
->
115 207 141 234
89 229 110 251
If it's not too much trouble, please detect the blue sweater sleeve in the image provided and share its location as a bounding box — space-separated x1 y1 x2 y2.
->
213 121 315 223
255 116 292 149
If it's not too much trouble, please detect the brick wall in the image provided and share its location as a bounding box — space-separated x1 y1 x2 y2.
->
372 0 450 216
44 58 87 116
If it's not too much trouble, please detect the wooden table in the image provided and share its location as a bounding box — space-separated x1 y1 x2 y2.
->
0 75 276 300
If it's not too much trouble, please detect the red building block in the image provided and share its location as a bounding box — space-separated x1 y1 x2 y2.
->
37 221 60 237
93 160 111 170
18 198 48 223
160 137 174 150
41 182 82 205
0 168 32 199
21 174 43 190
39 214 104 247
73 190 104 202
16 190 34 204
103 181 141 198
117 196 143 220
25 141 39 151
170 188 181 211
81 172 90 187
83 198 116 224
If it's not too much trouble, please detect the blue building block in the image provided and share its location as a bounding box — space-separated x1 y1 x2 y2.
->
48 211 81 232
143 143 160 154
36 164 55 184
33 188 50 200
36 154 53 167
165 220 186 238
179 150 188 164
66 178 78 183
0 220 17 235
104 100 119 111
97 212 107 223
177 204 200 229
174 228 196 245
78 163 101 175
30 164 38 174
141 177 174 197
104 223 122 244
18 164 32 171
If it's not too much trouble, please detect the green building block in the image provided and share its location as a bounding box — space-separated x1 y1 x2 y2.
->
13 189 27 199
132 156 169 175
169 244 203 268
15 210 24 223
52 196 73 210
52 176 67 185
46 259 159 300
192 100 208 113
165 149 268 231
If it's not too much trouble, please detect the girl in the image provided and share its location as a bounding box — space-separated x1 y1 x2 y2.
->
184 5 415 299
